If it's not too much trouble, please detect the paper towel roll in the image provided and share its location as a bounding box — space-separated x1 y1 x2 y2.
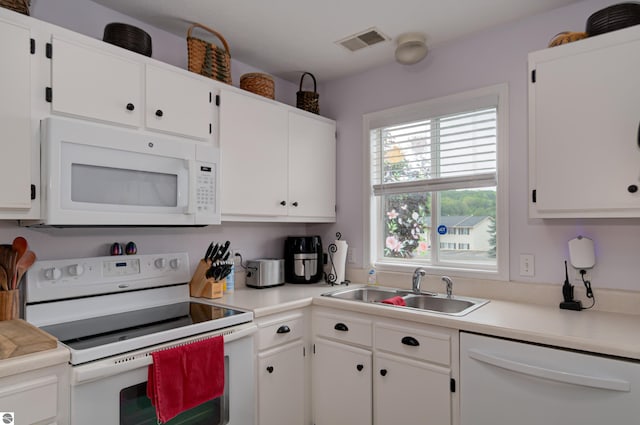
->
333 240 348 284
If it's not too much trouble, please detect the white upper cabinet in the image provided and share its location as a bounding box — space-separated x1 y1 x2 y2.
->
145 64 213 140
51 36 143 128
529 26 640 218
288 112 336 219
0 19 31 211
219 88 289 216
50 36 214 141
219 89 336 222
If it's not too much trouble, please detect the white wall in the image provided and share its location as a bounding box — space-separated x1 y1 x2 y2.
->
317 0 640 292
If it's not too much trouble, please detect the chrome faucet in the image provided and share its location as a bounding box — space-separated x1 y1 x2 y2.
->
412 268 427 293
442 276 453 297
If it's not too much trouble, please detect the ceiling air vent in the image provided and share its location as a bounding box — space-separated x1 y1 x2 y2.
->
337 27 389 52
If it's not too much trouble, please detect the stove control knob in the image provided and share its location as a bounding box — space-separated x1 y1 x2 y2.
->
44 267 62 280
67 264 84 276
169 258 180 270
154 258 166 269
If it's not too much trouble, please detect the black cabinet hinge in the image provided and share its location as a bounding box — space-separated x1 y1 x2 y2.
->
450 378 456 393
532 189 537 203
312 343 316 354
209 123 212 134
531 69 536 83
45 87 52 103
30 184 36 200
303 346 306 357
45 42 52 59
215 94 220 106
209 92 212 103
30 38 35 54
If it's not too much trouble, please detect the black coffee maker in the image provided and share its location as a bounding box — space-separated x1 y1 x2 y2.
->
284 236 323 283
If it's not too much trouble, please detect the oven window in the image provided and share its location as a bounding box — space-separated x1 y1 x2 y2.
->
120 357 229 425
71 163 178 207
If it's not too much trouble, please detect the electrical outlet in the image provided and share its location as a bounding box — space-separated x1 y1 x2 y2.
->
231 248 243 267
347 247 355 264
519 254 534 277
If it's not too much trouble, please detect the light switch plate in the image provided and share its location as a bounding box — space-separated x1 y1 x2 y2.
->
519 254 534 277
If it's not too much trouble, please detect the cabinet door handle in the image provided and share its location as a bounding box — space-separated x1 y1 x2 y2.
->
126 103 135 111
380 369 388 377
292 201 299 207
356 364 364 372
276 325 291 334
280 200 287 206
628 185 638 194
401 336 420 347
334 322 349 332
266 366 274 374
155 109 164 117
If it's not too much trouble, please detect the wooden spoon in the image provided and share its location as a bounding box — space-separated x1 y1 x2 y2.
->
12 237 27 262
0 265 8 291
14 250 35 290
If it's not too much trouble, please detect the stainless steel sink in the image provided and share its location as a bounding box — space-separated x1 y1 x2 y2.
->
322 286 488 316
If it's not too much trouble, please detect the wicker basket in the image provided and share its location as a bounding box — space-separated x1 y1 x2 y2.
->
187 23 232 85
296 72 319 114
0 0 29 15
548 31 588 47
240 73 275 99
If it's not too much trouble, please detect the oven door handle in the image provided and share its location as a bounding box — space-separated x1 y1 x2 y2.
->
72 323 257 385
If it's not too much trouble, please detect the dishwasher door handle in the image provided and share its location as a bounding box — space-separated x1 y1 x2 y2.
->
468 349 630 392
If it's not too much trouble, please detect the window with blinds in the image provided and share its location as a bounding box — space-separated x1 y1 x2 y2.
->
365 84 508 279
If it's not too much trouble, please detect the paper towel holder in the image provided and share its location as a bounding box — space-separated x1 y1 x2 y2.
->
326 232 350 286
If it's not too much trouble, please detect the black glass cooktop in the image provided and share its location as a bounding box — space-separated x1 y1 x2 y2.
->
40 302 247 351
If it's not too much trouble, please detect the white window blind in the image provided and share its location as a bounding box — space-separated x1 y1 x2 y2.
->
371 107 497 196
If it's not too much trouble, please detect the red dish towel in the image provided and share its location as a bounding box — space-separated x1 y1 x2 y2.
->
381 296 406 306
147 335 224 423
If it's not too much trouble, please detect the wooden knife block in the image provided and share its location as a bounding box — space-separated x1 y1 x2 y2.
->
189 259 224 299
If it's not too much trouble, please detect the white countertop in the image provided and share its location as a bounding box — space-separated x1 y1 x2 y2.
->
207 283 640 360
0 344 69 379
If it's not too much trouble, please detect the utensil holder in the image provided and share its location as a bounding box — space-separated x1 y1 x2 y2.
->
0 290 18 321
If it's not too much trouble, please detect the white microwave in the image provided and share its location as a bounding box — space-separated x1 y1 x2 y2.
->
40 117 220 226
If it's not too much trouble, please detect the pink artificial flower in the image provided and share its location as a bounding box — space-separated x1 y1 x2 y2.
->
386 209 399 219
386 236 402 252
417 241 429 253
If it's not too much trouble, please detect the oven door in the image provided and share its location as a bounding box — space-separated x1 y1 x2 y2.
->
70 325 256 425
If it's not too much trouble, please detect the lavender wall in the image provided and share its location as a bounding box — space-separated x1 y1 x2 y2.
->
317 0 640 291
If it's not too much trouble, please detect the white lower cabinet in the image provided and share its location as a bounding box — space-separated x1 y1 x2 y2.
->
312 338 372 425
0 362 69 425
255 309 310 425
311 307 458 425
258 340 305 425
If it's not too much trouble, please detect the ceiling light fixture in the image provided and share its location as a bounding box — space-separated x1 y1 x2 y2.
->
395 32 428 65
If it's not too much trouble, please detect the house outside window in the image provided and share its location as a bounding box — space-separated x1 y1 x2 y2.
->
365 84 509 280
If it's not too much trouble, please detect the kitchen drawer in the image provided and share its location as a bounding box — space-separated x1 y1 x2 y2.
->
374 321 451 366
314 312 372 347
257 312 305 350
0 375 58 424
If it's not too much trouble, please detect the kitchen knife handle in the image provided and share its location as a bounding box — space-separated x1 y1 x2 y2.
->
334 322 349 332
276 325 291 334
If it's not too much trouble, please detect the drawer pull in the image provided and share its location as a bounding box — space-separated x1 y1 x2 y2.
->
334 323 349 332
276 325 291 334
380 369 388 377
356 364 364 372
155 109 164 117
401 336 420 347
126 103 135 111
266 366 274 374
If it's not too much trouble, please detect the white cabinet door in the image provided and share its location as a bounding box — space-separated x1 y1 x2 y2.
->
529 27 640 217
288 112 336 219
51 37 143 127
219 89 288 216
145 65 213 140
0 19 31 209
373 352 451 425
258 340 305 425
312 338 372 425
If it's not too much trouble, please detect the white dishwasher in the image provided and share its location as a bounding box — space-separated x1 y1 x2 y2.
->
460 332 640 424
